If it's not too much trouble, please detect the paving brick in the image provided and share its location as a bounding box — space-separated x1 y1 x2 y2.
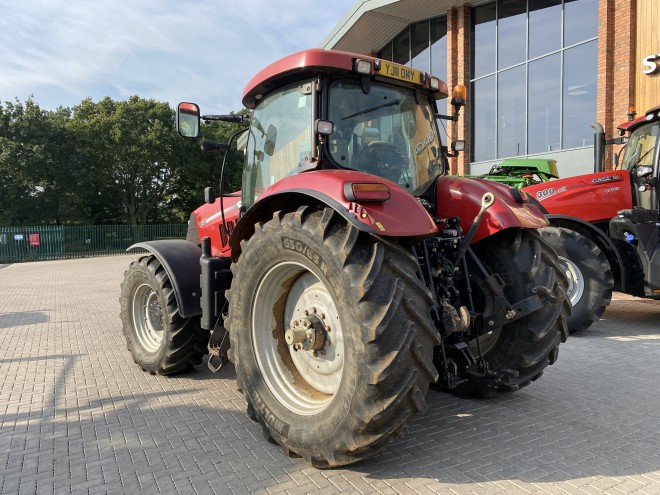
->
2 256 660 495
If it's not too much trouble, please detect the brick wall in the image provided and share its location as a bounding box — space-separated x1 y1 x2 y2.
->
598 0 636 170
447 6 471 176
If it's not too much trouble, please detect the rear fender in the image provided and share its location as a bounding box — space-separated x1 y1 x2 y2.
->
435 176 548 244
230 169 438 261
128 240 202 318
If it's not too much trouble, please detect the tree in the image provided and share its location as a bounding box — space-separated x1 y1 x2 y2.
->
0 99 74 225
0 95 248 226
69 96 183 225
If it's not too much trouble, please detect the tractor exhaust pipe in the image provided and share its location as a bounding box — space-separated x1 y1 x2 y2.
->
591 122 605 173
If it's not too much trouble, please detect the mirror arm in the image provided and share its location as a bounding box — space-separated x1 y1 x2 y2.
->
201 114 251 124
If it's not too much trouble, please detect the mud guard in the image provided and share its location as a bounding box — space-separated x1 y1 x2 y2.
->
127 240 202 318
435 176 548 244
229 170 438 262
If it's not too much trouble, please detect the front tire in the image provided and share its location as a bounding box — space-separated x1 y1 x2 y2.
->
226 206 439 467
120 255 207 375
540 227 613 333
456 228 569 397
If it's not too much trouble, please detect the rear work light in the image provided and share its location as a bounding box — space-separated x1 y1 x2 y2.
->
354 59 372 75
344 182 391 202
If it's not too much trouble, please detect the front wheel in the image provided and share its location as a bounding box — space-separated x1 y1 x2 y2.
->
226 206 439 468
120 255 207 375
540 227 613 333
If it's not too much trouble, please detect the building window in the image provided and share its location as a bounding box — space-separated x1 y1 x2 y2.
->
470 0 598 163
377 16 447 84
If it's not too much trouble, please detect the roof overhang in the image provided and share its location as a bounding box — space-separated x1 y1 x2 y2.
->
321 0 491 55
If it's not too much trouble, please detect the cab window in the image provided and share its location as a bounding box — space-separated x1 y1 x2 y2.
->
243 83 312 208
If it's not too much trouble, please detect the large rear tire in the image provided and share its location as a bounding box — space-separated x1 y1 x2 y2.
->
540 227 613 333
457 228 569 397
120 255 207 375
226 206 439 468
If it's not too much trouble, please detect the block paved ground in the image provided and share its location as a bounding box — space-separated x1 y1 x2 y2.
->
1 254 659 495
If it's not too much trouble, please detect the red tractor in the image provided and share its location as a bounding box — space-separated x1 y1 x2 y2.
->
120 49 568 467
524 106 660 333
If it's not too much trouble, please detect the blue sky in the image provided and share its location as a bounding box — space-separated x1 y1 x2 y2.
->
0 0 355 114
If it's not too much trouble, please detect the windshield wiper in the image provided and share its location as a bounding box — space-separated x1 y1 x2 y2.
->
631 146 656 167
342 99 401 120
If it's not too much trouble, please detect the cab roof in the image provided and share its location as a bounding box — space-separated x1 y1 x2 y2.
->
241 48 448 109
618 105 660 133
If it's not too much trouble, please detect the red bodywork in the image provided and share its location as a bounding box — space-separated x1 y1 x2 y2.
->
523 170 633 223
194 172 549 257
195 170 438 257
193 195 242 257
436 177 548 243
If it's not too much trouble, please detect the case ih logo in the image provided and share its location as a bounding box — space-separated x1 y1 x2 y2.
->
591 174 622 184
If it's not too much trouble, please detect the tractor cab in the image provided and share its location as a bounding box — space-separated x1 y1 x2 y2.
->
179 50 465 212
617 106 660 210
608 106 660 298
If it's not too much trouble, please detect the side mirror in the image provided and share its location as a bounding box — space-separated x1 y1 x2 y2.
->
177 102 200 138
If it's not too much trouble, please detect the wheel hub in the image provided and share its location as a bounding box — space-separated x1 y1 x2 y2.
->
558 256 584 307
146 294 164 330
285 313 328 352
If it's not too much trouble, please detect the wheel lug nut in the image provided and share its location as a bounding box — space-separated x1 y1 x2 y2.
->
326 325 331 332
320 313 326 319
303 310 309 316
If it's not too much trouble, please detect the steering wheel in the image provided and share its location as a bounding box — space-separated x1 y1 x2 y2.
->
361 141 406 182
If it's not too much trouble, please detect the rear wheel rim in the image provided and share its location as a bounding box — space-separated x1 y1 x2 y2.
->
558 256 584 307
252 261 345 416
132 283 164 352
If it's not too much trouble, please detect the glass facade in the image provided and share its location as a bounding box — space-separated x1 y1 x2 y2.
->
377 16 448 85
373 0 598 165
471 0 598 162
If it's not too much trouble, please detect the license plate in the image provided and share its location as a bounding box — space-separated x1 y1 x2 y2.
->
378 61 422 85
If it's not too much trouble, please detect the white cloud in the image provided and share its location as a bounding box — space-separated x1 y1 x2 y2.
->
0 0 355 113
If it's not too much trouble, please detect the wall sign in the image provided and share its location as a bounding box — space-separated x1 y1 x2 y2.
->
642 53 660 75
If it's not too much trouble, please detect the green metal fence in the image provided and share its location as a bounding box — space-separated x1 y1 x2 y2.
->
0 224 187 263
